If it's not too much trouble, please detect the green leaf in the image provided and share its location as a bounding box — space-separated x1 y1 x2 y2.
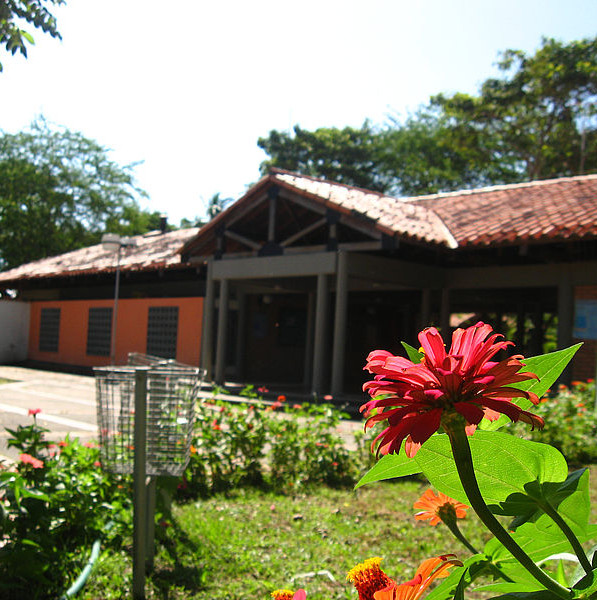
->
475 582 549 594
401 341 423 363
412 431 568 506
483 589 563 599
354 449 421 488
480 344 582 432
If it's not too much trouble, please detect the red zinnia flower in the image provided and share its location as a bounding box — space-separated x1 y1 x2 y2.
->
362 322 543 458
413 489 468 526
19 453 44 469
28 408 41 416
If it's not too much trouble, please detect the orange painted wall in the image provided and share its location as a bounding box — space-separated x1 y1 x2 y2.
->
28 297 203 368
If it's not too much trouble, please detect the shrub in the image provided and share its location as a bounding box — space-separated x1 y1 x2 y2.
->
512 379 597 465
178 392 362 499
0 419 133 599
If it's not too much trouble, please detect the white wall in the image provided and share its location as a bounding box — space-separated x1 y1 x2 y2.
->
0 301 30 363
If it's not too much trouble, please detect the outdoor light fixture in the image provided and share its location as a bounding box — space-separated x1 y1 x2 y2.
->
102 233 137 364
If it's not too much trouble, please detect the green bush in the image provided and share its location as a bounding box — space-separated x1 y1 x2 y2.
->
512 379 597 465
0 418 133 599
178 391 362 499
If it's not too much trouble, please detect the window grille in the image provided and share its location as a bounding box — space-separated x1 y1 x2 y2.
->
146 306 179 359
39 308 60 352
86 307 113 356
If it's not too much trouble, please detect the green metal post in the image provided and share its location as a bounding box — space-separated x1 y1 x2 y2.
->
133 368 148 600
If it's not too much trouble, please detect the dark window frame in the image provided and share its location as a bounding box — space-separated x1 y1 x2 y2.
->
146 306 179 359
86 307 113 357
39 307 61 353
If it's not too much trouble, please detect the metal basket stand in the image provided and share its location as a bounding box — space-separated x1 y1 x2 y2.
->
94 359 204 600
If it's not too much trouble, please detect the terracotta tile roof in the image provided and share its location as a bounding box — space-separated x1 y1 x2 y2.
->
272 170 458 248
410 174 597 247
0 227 199 284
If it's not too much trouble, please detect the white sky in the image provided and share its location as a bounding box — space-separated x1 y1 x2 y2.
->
1 0 596 225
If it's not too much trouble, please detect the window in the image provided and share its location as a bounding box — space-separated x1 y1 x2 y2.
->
86 307 112 356
39 308 60 352
146 306 179 359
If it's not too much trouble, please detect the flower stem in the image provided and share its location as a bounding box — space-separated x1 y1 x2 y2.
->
540 500 593 575
446 425 571 599
443 520 513 583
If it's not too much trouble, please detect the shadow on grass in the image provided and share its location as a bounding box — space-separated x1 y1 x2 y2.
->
149 517 208 598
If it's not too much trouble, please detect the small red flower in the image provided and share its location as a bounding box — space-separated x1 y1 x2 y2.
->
277 395 286 403
212 420 221 431
258 386 269 394
413 489 468 526
19 453 44 469
93 461 102 468
362 322 544 458
28 408 41 416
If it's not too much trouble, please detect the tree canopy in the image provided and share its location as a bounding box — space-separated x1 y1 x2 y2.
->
258 36 597 197
0 0 63 71
0 118 161 270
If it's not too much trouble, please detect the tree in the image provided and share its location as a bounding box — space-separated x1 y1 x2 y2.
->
0 118 158 270
258 123 392 193
257 37 597 197
433 36 597 181
0 0 64 71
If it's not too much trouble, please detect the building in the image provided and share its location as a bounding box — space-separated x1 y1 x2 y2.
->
0 226 202 371
2 169 597 397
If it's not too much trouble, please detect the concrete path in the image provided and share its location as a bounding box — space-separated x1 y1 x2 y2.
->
0 365 365 463
0 366 98 462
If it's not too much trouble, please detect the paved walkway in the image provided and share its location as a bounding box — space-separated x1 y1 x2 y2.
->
0 366 365 462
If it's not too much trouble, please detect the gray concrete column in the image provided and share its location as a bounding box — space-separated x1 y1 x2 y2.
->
440 288 450 336
303 291 315 389
215 278 229 384
311 274 329 396
200 259 215 379
557 280 573 350
420 288 431 330
331 252 348 397
235 290 247 380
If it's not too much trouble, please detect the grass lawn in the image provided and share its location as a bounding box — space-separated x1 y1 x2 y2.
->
82 467 597 600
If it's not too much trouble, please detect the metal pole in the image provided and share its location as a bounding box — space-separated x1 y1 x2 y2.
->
110 245 122 365
133 368 148 600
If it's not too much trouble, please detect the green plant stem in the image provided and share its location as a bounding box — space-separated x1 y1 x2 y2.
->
443 520 513 582
446 425 572 599
540 500 593 575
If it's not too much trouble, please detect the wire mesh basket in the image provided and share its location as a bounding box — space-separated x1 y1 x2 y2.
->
94 359 204 477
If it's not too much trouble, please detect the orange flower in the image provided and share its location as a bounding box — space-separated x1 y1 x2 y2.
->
347 557 395 600
413 489 468 526
373 555 462 600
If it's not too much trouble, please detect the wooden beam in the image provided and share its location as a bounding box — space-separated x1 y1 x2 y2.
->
280 217 327 247
212 252 337 280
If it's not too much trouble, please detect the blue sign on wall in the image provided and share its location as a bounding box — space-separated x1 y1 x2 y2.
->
573 299 597 340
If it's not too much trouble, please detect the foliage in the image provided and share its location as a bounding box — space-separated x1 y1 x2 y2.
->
0 118 162 270
513 380 597 465
178 395 362 500
0 0 63 72
258 122 392 193
258 37 597 197
356 341 597 599
433 36 597 182
0 418 133 599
